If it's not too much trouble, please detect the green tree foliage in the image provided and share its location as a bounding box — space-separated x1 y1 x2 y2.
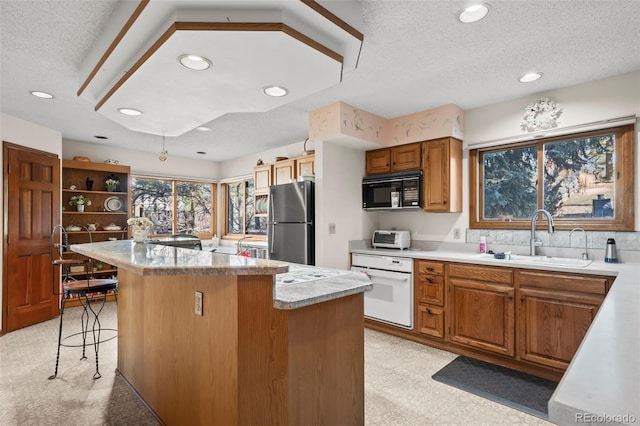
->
482 135 614 219
483 146 537 219
543 136 613 214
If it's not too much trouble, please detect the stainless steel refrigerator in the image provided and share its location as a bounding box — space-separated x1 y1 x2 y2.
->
267 180 315 265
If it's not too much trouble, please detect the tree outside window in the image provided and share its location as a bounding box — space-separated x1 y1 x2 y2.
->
224 179 266 237
131 177 215 237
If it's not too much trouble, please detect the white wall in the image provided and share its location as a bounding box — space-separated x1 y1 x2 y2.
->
62 139 220 180
315 140 374 269
1 113 63 330
377 71 640 239
218 140 307 179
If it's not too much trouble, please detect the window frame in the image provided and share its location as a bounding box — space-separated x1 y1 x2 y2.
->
221 178 267 241
469 124 635 231
130 175 216 238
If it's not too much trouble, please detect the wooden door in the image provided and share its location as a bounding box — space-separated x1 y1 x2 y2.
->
391 142 421 171
273 159 296 185
365 149 390 175
3 143 60 332
449 275 515 356
423 138 449 211
518 287 601 370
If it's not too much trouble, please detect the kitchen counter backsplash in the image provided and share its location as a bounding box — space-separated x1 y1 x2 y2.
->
352 228 640 263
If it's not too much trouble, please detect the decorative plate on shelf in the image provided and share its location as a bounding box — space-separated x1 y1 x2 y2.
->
104 196 123 212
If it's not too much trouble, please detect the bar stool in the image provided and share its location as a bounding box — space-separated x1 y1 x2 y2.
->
49 225 118 380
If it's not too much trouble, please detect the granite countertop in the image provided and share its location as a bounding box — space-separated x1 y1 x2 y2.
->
70 240 372 312
351 246 640 426
71 240 289 276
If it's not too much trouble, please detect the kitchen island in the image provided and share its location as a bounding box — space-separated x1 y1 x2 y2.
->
71 240 372 426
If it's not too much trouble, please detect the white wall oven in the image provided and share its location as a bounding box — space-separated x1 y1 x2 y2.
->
351 253 413 329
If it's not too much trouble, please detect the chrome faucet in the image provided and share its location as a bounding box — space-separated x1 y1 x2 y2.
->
237 236 253 255
569 227 589 260
530 209 555 256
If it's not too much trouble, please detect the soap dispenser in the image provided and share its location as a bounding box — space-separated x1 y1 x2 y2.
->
604 238 618 263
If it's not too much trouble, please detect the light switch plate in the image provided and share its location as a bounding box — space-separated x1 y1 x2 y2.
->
195 291 203 316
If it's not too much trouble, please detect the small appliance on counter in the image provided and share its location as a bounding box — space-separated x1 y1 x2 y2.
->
371 230 411 249
605 238 618 263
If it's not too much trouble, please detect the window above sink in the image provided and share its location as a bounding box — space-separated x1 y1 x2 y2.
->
469 124 635 231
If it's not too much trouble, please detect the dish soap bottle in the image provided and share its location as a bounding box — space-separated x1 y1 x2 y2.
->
479 236 487 254
211 234 219 247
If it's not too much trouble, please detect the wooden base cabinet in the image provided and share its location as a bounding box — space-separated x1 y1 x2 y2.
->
448 264 515 356
415 260 446 338
517 270 607 370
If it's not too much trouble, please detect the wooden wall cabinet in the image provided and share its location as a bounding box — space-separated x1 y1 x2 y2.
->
517 270 607 370
365 142 422 175
448 263 515 356
61 159 130 282
415 260 446 338
254 164 272 193
422 137 462 212
253 154 315 217
273 158 297 185
296 154 315 177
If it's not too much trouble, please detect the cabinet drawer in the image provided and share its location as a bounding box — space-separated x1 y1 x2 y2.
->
449 263 513 284
417 274 444 306
416 260 444 275
518 271 607 295
417 305 444 338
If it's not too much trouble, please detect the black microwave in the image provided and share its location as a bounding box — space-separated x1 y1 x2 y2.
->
362 170 423 210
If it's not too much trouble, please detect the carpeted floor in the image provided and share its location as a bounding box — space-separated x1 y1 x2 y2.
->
0 303 552 425
432 356 558 420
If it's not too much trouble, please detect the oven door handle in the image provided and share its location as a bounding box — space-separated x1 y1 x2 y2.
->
356 268 411 281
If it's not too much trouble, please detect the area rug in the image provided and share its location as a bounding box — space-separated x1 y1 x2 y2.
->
432 356 558 420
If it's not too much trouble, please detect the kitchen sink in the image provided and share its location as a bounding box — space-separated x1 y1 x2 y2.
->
468 253 593 268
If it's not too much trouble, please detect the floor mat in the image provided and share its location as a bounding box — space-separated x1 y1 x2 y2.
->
432 356 558 420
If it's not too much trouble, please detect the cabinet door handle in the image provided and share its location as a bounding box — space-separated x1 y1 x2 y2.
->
426 277 433 284
426 308 432 315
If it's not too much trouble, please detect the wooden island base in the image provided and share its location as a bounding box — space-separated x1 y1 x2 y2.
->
116 268 364 425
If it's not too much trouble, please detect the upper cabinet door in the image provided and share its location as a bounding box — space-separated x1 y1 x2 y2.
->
366 149 391 175
422 138 462 212
391 142 421 171
273 159 297 185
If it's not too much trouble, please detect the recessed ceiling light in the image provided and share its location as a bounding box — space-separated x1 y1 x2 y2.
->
519 72 543 83
458 4 489 23
196 126 212 132
263 86 289 97
118 108 142 116
196 151 206 155
178 54 211 71
30 90 54 99
94 135 108 140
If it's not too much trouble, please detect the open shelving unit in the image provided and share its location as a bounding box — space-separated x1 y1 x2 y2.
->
60 159 131 305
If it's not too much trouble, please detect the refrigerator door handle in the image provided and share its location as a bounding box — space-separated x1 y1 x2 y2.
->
269 223 275 254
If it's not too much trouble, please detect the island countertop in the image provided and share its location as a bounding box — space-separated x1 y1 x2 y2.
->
71 240 372 310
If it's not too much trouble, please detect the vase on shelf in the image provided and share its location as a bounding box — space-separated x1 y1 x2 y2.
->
76 204 85 212
132 227 148 243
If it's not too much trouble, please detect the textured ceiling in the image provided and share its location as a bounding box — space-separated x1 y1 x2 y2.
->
1 0 640 162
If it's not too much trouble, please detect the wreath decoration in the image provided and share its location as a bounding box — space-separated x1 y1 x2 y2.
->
521 97 562 132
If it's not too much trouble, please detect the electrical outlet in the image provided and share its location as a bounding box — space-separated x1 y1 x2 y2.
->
328 223 336 234
195 291 203 316
453 228 461 239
